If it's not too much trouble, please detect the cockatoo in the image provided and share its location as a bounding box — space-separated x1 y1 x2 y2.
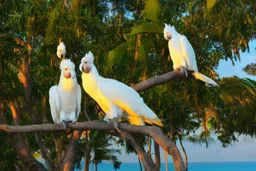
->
49 59 82 127
57 42 66 59
79 51 163 131
163 23 219 86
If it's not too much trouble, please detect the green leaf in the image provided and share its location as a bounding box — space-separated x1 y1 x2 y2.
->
129 23 162 35
246 14 253 25
144 0 160 23
206 0 216 14
107 42 127 68
45 6 59 44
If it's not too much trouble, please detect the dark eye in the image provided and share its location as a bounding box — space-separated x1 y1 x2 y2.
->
65 68 68 70
84 61 87 64
59 50 61 52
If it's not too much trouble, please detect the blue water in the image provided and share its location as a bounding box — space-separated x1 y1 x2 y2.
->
93 162 256 171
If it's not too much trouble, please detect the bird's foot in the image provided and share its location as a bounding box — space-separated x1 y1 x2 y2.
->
109 118 120 132
62 120 68 129
175 66 188 77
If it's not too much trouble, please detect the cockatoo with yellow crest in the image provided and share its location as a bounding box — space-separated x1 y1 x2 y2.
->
49 59 81 127
163 23 218 86
57 42 66 59
79 51 163 131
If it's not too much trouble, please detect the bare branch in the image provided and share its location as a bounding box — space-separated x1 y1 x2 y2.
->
132 70 186 92
0 123 66 132
0 121 186 170
62 130 82 171
119 131 156 170
154 141 161 171
35 132 56 171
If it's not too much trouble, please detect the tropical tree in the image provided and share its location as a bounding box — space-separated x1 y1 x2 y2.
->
0 0 256 171
243 63 256 76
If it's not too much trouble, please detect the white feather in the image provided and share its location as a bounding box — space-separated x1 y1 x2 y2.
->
49 85 60 123
79 52 163 126
49 59 81 124
164 24 219 86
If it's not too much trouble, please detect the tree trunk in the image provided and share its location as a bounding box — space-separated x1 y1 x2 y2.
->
9 100 21 125
119 131 156 170
18 59 32 104
164 151 169 171
42 96 48 123
161 47 170 73
0 103 4 124
154 141 160 171
35 132 56 171
138 156 142 171
54 132 64 170
133 34 141 71
12 133 47 171
179 136 188 171
147 136 151 157
9 99 48 171
84 131 91 171
61 130 81 171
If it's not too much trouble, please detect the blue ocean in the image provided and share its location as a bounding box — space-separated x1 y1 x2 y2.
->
85 162 256 171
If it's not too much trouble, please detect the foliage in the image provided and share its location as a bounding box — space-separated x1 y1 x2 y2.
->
243 63 256 76
0 0 256 170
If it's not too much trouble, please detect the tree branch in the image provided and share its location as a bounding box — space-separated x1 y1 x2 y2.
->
132 70 185 92
154 141 161 171
119 131 156 170
62 130 82 171
35 132 56 171
0 121 186 170
0 70 188 171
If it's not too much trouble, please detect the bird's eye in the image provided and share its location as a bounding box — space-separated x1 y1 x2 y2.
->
65 68 68 70
59 50 61 52
84 61 87 64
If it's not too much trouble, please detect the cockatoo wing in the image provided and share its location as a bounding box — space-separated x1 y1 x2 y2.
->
49 85 61 124
180 36 219 86
76 85 82 119
97 78 144 115
97 77 163 126
179 35 198 71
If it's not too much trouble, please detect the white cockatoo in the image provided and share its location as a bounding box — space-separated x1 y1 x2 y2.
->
57 42 66 59
163 24 219 86
49 59 82 127
79 51 163 131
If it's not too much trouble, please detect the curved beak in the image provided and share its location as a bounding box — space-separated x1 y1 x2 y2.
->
164 32 172 41
80 63 91 73
64 70 71 79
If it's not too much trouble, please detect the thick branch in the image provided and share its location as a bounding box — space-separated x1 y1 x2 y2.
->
35 132 56 171
119 131 156 170
154 141 160 171
0 121 186 170
62 130 81 171
12 133 47 171
132 70 185 92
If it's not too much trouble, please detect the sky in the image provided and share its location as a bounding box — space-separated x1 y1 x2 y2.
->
116 41 256 163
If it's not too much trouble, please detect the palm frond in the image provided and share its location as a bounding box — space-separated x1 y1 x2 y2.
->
129 23 162 35
144 0 160 23
107 42 127 68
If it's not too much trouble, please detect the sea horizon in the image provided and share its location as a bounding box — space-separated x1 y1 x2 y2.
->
82 161 256 171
